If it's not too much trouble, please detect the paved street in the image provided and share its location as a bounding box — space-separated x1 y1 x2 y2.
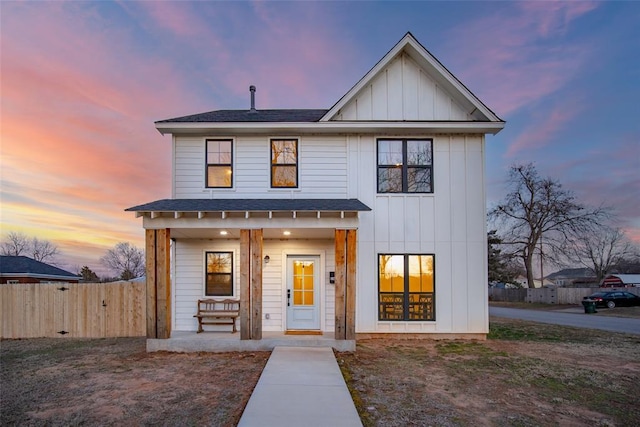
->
490 307 640 335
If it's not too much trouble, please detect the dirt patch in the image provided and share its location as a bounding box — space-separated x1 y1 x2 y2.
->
1 338 269 426
339 318 640 427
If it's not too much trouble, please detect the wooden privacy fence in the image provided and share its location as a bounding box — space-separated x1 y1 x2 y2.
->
0 281 145 339
489 287 640 304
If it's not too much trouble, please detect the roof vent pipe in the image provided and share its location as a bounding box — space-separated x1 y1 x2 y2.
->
249 85 256 112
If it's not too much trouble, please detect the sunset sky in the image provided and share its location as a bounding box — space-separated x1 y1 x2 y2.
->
1 1 639 276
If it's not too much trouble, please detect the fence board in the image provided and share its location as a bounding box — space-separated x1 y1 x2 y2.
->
0 282 145 339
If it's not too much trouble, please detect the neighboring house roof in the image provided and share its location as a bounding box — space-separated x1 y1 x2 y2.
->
546 268 595 280
602 274 640 285
156 109 328 123
0 256 79 281
126 198 371 213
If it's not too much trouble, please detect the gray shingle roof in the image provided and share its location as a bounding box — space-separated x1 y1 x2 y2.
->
126 199 371 212
156 109 329 123
0 256 79 279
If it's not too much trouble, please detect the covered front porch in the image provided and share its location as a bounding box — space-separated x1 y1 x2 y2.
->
129 198 372 351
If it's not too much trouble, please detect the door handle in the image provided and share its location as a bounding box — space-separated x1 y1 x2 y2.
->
287 289 291 306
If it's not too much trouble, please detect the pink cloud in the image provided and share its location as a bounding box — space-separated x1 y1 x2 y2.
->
444 2 599 117
506 96 584 157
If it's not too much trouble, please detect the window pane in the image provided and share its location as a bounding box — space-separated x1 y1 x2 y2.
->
378 140 403 165
206 273 232 296
407 140 432 165
272 140 297 164
207 166 232 187
407 167 431 192
378 167 402 192
303 291 314 305
207 140 232 164
409 255 434 292
379 255 404 292
272 165 297 187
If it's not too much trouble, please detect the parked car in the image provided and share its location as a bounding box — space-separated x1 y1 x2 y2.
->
583 291 640 309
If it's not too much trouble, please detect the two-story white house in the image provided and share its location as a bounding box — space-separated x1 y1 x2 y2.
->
127 33 504 351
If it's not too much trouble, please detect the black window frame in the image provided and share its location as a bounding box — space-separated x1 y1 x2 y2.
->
205 251 234 297
378 253 436 321
270 138 299 188
205 139 233 188
377 138 433 193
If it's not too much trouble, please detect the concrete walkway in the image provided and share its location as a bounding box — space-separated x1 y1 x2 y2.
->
238 346 362 427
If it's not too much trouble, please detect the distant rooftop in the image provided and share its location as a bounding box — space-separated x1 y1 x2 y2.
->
0 256 79 280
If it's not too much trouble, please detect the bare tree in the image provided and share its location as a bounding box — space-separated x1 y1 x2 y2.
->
31 238 60 262
101 242 145 280
563 226 634 282
489 163 606 288
1 232 30 256
1 232 59 263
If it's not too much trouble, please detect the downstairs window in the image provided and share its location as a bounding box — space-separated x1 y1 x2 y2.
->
378 254 435 321
205 251 233 296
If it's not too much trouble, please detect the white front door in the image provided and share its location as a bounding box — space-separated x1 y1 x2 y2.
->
286 256 321 330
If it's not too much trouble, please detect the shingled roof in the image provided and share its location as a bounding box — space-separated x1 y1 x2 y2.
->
0 256 79 280
126 198 371 212
156 109 329 123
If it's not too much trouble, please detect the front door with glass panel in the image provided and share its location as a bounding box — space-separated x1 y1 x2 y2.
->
286 256 321 330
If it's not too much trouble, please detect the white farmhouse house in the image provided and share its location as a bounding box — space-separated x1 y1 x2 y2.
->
127 33 504 350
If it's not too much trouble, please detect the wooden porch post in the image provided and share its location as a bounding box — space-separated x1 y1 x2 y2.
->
346 229 357 340
145 228 171 339
334 229 346 339
250 229 263 340
335 229 357 340
156 228 171 339
240 230 251 340
145 230 157 338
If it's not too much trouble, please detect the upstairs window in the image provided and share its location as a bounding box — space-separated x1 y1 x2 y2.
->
377 139 433 193
205 251 233 296
206 139 232 188
271 139 298 188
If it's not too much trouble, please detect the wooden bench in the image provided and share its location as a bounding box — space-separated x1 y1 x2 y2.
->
194 299 240 333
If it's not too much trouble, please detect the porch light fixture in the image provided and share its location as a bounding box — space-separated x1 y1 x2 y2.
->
283 231 291 236
264 255 270 264
220 230 228 236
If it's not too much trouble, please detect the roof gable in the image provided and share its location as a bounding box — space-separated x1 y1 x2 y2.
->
321 32 502 123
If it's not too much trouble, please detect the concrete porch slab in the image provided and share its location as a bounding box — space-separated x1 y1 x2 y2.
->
146 331 356 352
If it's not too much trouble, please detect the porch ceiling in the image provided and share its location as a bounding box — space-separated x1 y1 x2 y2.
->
170 227 336 239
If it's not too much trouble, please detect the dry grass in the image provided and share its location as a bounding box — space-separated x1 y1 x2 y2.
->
0 338 269 426
339 318 640 427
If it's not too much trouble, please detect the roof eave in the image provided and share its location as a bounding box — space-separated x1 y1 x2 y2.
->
155 121 505 136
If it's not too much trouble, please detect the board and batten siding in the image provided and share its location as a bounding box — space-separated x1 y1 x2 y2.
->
352 134 488 334
334 53 471 121
172 239 335 332
173 135 348 199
